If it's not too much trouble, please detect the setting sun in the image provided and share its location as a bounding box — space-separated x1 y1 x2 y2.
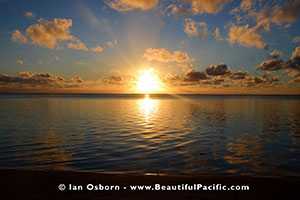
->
136 69 164 94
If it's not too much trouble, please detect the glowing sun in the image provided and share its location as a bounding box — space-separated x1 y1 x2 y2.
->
136 69 164 94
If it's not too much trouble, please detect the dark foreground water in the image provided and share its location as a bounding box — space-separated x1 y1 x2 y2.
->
0 94 299 177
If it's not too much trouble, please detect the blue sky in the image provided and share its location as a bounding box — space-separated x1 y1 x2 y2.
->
0 0 300 93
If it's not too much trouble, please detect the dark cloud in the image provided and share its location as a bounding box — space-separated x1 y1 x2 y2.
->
184 71 208 82
290 76 300 83
206 64 229 76
249 0 300 32
271 0 300 26
270 50 283 59
258 59 284 71
230 71 249 80
285 59 300 78
258 47 300 78
0 72 83 88
103 75 134 85
164 61 285 88
200 77 225 85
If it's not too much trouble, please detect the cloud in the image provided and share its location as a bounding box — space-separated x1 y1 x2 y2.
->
270 49 283 59
91 46 104 53
11 30 28 44
24 12 34 18
258 59 284 71
290 76 300 83
65 40 104 53
250 9 273 31
143 48 191 63
184 71 208 82
230 71 249 80
291 46 300 60
0 72 83 88
185 0 232 14
250 1 300 31
271 0 300 26
106 0 159 12
164 61 285 88
258 47 300 78
184 18 198 37
67 39 89 51
103 74 134 85
206 64 229 76
25 18 73 49
67 38 105 53
240 0 253 11
12 18 106 54
164 4 190 16
285 47 300 77
105 40 118 48
212 27 223 41
228 24 267 49
16 59 24 65
293 36 300 44
184 18 208 39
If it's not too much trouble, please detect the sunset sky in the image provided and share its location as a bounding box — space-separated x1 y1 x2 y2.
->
0 0 300 94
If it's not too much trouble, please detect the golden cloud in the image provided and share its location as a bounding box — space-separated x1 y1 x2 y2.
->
106 0 159 12
271 0 300 25
250 1 300 32
12 18 107 54
143 48 191 63
240 0 253 11
26 18 73 49
11 30 28 44
291 47 300 60
91 46 104 53
24 12 34 18
67 39 89 51
228 25 266 49
185 0 232 14
184 18 208 39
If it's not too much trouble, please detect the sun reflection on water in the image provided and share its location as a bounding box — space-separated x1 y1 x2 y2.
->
137 94 158 120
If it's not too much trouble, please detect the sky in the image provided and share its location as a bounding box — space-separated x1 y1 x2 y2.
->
0 0 300 94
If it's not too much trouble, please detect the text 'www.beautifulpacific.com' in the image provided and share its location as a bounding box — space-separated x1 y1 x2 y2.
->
59 183 250 192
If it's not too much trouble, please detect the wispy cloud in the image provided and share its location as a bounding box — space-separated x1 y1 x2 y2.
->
11 30 28 44
24 11 34 18
0 72 83 88
184 18 208 39
143 48 191 64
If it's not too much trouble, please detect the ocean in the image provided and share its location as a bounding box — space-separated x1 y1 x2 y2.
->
0 94 299 177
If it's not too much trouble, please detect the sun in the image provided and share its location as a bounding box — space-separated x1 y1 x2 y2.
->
136 68 164 94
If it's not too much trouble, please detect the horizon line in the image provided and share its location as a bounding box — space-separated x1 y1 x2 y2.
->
1 92 300 97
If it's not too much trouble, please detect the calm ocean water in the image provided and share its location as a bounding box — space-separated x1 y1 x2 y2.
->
0 94 299 177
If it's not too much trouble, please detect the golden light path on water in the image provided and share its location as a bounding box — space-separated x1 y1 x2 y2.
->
137 94 159 120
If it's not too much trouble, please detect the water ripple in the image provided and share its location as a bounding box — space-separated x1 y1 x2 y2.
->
0 95 300 177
